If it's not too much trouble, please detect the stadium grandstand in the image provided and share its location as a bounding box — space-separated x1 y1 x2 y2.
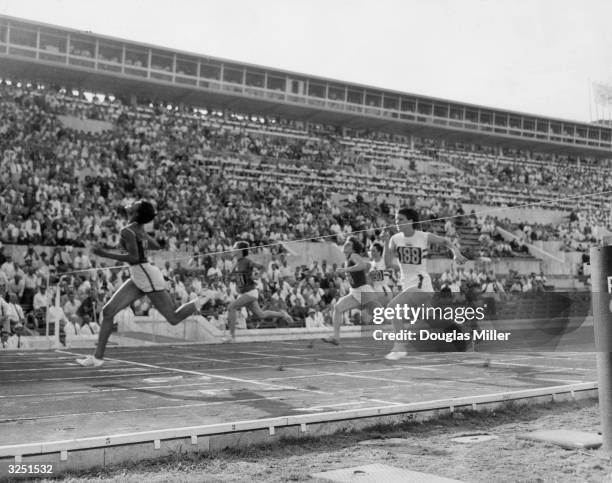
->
0 14 608 480
0 15 605 340
0 14 606 335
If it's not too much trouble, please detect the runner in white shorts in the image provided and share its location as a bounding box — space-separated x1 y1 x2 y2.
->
323 236 376 346
77 200 208 367
382 207 467 360
369 241 394 302
226 241 292 343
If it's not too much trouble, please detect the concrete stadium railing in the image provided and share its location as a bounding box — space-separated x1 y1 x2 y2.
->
463 203 567 225
282 241 344 268
495 226 573 276
118 314 223 343
57 115 113 133
427 257 542 276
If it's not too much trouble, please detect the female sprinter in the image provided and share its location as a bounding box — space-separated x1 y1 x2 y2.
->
322 236 377 346
77 200 206 367
225 241 292 342
382 207 467 360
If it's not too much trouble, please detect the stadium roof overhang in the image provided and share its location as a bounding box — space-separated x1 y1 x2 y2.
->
1 56 609 158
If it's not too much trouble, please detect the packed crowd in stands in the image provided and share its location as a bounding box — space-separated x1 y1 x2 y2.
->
0 237 549 349
439 150 612 251
496 212 604 253
436 266 548 299
0 242 375 346
0 79 608 344
1 80 610 251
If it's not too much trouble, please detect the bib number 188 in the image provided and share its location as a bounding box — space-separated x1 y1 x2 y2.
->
397 246 422 265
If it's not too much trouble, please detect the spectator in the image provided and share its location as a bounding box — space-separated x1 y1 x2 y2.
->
21 266 39 308
76 289 97 322
1 255 17 282
33 284 51 312
79 314 100 335
5 292 28 334
47 303 70 339
63 314 82 338
0 282 9 333
4 324 30 349
63 290 82 322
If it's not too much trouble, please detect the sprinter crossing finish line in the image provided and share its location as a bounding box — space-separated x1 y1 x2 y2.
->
590 245 612 456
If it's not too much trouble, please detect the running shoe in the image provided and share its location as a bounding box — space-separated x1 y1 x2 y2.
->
76 355 104 367
321 337 339 346
384 351 408 361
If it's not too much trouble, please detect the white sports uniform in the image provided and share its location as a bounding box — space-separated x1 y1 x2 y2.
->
349 283 375 302
122 227 166 293
129 263 167 293
389 230 434 292
370 259 391 294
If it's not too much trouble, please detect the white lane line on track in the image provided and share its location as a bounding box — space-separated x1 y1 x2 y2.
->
261 367 447 387
150 351 285 368
68 345 310 357
0 381 218 399
0 396 291 423
335 373 441 386
152 350 284 363
6 371 176 383
0 367 152 373
481 360 589 371
55 349 331 395
0 357 79 364
233 351 307 359
526 377 587 384
292 399 403 411
0 356 386 372
509 354 594 361
88 352 309 363
262 364 443 382
297 370 512 388
366 398 405 406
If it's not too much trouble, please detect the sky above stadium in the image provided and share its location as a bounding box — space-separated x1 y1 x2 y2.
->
1 0 611 123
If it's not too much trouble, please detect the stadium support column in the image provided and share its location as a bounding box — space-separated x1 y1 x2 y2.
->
590 244 612 455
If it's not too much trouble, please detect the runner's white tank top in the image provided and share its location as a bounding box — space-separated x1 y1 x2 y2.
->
390 230 429 287
370 258 388 291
